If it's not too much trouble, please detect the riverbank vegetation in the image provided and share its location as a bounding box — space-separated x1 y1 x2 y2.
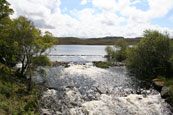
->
93 61 125 68
105 30 173 105
105 39 128 62
0 0 55 114
0 67 42 114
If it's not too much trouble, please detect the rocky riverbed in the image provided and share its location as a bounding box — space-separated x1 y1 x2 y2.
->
34 63 172 115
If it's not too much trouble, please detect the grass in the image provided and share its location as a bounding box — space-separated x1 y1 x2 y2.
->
0 70 42 115
93 61 109 68
93 61 125 68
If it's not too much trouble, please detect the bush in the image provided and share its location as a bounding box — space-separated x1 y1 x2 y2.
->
32 55 52 67
114 39 127 62
126 30 171 80
169 56 173 75
114 50 127 62
105 39 128 62
93 61 109 68
105 46 116 61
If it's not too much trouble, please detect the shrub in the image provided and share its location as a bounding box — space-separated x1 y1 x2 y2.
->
114 39 128 62
32 55 52 67
105 39 128 62
114 50 127 62
105 46 116 61
126 30 171 80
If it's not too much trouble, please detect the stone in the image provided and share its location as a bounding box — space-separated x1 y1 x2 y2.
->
152 80 165 92
66 85 74 89
40 109 51 115
161 87 169 98
70 102 78 106
56 111 62 115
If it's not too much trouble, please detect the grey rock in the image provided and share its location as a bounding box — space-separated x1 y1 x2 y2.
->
40 109 51 115
66 85 74 89
161 87 169 98
152 81 164 92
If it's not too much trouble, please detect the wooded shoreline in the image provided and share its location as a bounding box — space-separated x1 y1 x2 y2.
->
55 37 141 45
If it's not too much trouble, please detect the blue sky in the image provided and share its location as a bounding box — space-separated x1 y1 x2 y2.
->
8 0 173 38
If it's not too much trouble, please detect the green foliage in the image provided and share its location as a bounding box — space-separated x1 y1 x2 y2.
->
0 17 21 67
114 39 128 62
105 39 127 62
93 61 109 68
115 39 128 50
0 0 13 20
126 30 171 80
32 55 52 67
0 73 41 114
0 16 55 77
167 87 173 106
0 1 14 66
170 56 173 74
0 15 55 92
105 46 116 61
114 50 127 62
93 61 125 68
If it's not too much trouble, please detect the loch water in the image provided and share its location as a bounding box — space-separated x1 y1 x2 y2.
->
48 45 110 62
36 45 172 115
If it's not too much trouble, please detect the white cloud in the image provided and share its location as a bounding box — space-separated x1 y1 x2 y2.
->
8 0 173 38
92 0 117 11
147 0 173 18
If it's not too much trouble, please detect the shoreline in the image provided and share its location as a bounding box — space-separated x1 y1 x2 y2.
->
52 61 125 68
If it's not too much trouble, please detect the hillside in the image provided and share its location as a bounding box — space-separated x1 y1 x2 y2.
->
55 36 141 45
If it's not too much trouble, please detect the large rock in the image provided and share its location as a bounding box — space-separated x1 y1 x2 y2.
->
152 79 165 92
161 87 170 99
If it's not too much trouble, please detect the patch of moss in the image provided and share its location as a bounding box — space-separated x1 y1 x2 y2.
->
93 61 109 68
93 61 125 68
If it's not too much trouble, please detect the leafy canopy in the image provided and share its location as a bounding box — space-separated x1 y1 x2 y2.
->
0 0 13 20
126 30 171 79
114 39 127 62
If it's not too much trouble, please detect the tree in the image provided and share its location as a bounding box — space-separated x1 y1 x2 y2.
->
114 39 128 62
115 39 127 50
0 0 15 67
0 16 55 90
126 30 171 80
105 39 128 62
13 16 55 73
0 17 19 67
0 0 13 21
105 46 116 61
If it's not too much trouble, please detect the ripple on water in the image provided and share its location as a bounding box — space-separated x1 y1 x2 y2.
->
36 63 172 115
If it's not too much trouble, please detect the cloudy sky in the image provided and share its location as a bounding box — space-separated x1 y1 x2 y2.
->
8 0 173 38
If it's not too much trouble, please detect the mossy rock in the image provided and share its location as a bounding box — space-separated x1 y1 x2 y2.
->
152 79 165 92
93 61 109 68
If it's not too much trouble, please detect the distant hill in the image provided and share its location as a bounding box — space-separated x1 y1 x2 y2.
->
55 36 142 45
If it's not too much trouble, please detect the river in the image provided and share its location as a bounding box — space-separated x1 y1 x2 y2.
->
36 45 172 115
